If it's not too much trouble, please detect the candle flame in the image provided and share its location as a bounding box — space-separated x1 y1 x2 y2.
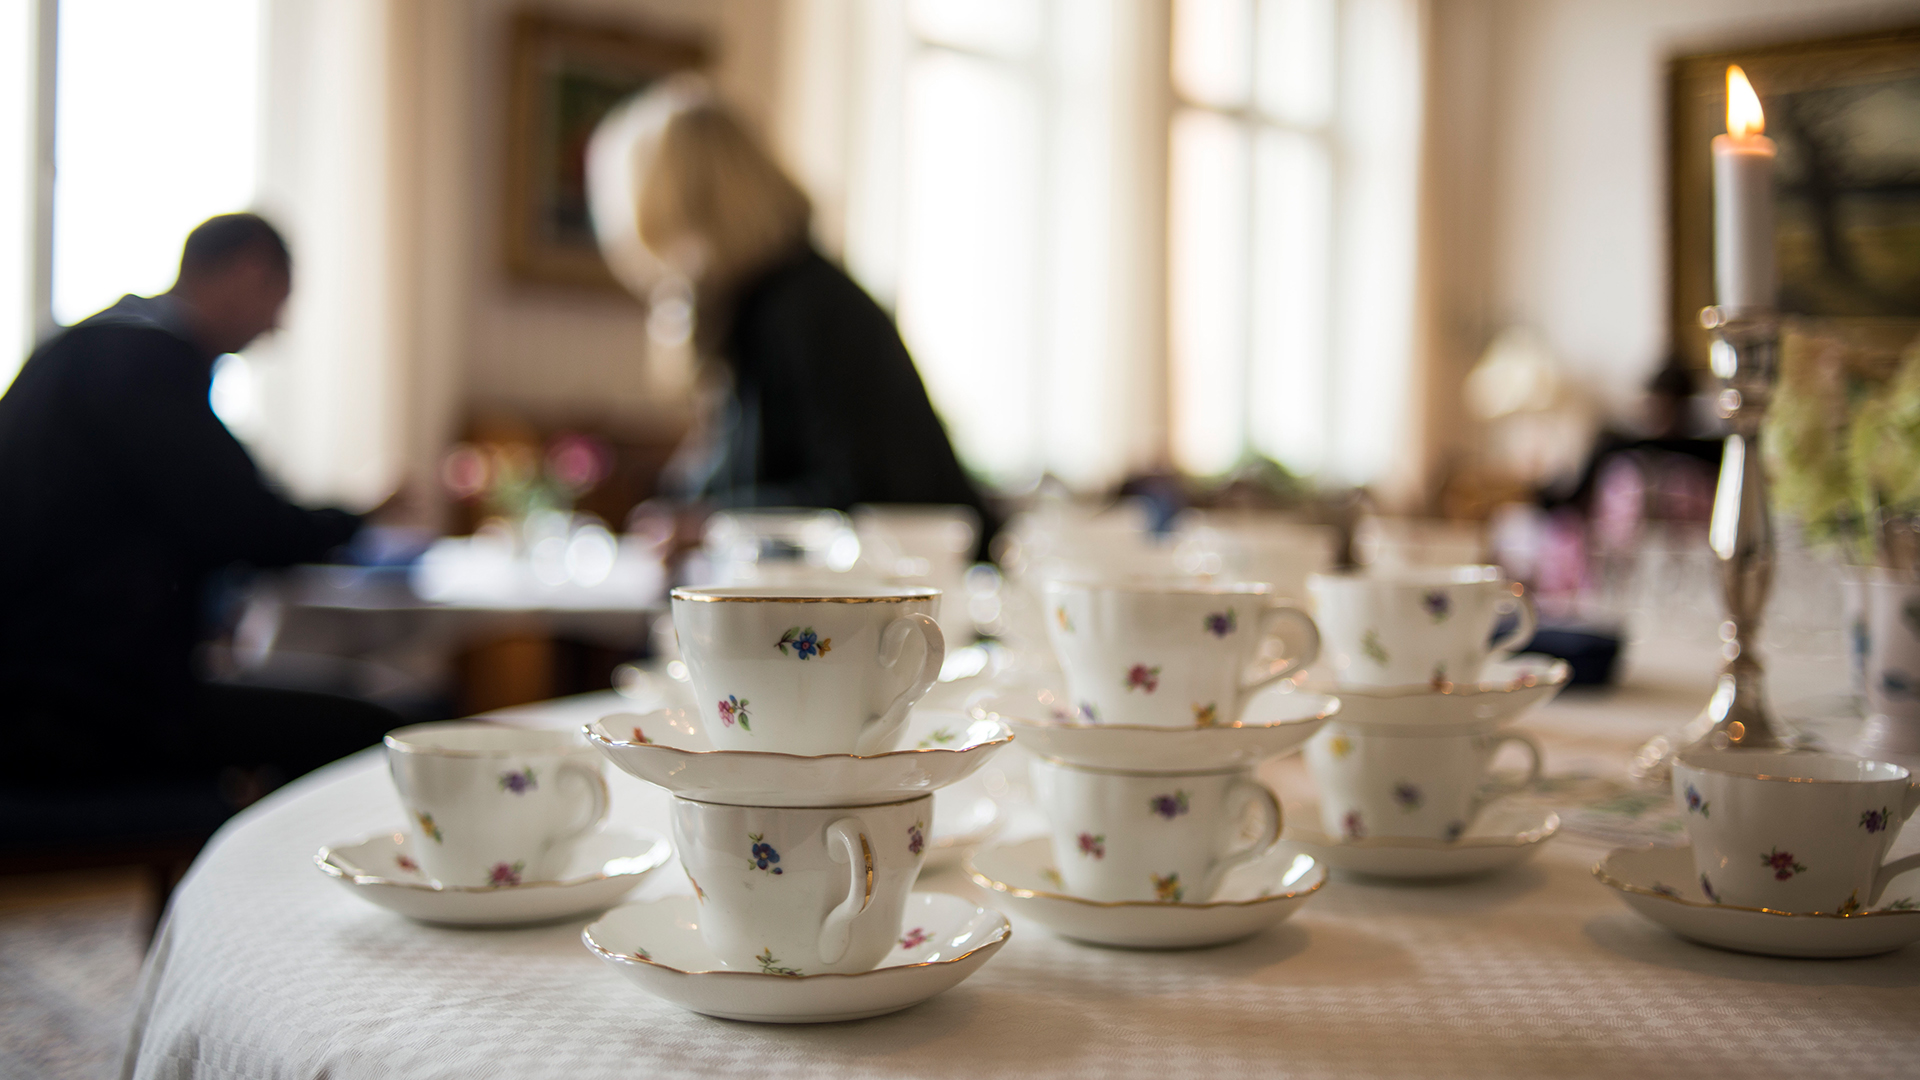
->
1727 65 1764 138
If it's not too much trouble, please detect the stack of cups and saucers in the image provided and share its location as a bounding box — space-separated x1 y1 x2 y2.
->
579 585 1017 1022
967 579 1338 949
1286 564 1572 881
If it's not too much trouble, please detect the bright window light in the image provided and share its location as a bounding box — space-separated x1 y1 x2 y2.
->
52 0 260 326
0 3 33 388
1169 108 1249 476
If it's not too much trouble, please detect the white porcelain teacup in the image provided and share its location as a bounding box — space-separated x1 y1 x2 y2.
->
669 794 931 975
1307 566 1535 690
384 723 610 888
1043 580 1320 728
1673 750 1920 913
1029 758 1282 903
669 586 945 755
1303 720 1542 841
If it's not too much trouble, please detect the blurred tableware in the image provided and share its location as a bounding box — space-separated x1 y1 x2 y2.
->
315 828 668 926
586 707 1009 808
853 504 979 642
1859 572 1920 760
697 509 867 587
925 778 1001 870
1172 513 1337 602
384 722 610 888
1304 721 1542 841
669 794 931 975
965 837 1324 949
1029 758 1281 903
972 684 1336 772
1280 800 1558 879
1353 516 1487 569
1308 566 1535 690
1305 655 1568 731
1672 750 1920 913
1044 580 1319 728
583 892 1010 1022
670 585 945 755
1594 844 1920 958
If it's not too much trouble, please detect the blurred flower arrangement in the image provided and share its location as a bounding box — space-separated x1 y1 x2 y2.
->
441 432 613 528
1767 331 1920 567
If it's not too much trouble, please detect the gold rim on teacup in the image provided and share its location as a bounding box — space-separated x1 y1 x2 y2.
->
1675 749 1912 786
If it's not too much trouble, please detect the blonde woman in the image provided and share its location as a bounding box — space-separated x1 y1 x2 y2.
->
590 78 992 550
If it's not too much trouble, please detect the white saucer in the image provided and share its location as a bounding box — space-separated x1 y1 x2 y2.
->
1595 844 1920 958
583 892 1011 1022
586 707 1011 807
316 828 671 926
965 837 1325 949
1281 800 1559 879
969 684 1338 772
1303 655 1569 732
925 776 1001 871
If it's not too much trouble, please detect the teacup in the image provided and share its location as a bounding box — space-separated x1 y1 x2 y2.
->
1307 566 1535 690
1043 581 1320 728
669 794 931 975
1029 758 1282 902
384 723 610 888
1303 720 1542 841
1673 750 1920 913
670 586 945 755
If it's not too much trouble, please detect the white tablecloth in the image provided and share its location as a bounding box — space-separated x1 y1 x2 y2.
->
123 649 1920 1080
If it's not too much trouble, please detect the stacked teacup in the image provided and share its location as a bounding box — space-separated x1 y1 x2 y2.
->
583 585 1015 1013
968 580 1337 947
1295 566 1566 877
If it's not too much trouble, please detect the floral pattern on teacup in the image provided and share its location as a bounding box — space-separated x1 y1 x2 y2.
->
1392 781 1422 812
415 811 443 844
1860 807 1891 834
775 626 831 659
395 854 420 873
1361 630 1390 666
1429 663 1449 691
1651 882 1681 898
1444 820 1466 842
1056 607 1074 633
1077 832 1106 859
488 860 525 887
1125 664 1161 693
629 947 652 961
1078 702 1101 722
1203 608 1237 638
756 947 803 976
1192 702 1218 726
1422 590 1451 623
1151 872 1185 903
1684 784 1710 818
908 821 926 856
917 727 958 748
631 726 650 744
749 833 784 875
1148 791 1191 819
1327 734 1353 759
717 695 752 732
899 926 931 949
1884 897 1918 911
684 868 706 903
498 767 537 794
1700 874 1719 903
1343 810 1365 839
1761 848 1807 881
1840 891 1863 915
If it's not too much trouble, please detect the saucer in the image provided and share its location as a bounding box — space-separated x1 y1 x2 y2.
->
583 892 1011 1022
969 685 1338 772
316 828 670 926
965 837 1325 949
1594 844 1920 958
1281 800 1559 879
586 707 1011 807
1303 655 1569 732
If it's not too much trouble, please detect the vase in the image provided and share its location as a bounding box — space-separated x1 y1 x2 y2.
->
1858 571 1920 764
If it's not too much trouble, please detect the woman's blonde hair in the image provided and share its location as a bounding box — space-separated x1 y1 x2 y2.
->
592 76 811 292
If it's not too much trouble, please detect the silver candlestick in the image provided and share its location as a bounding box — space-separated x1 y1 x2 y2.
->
1630 306 1795 782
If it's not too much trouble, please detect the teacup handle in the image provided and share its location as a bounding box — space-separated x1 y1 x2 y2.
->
818 816 873 965
1488 586 1538 660
549 762 611 849
861 613 946 755
1872 781 1920 905
1199 779 1283 901
1236 605 1322 703
1469 732 1543 817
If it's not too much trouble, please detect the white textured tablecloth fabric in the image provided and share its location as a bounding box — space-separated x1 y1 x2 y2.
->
124 658 1920 1080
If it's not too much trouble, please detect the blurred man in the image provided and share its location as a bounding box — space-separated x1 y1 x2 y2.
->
0 213 398 793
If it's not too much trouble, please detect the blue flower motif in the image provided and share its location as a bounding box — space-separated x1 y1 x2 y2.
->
776 626 831 660
748 833 783 874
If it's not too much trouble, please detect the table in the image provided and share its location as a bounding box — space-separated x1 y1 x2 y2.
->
121 644 1920 1080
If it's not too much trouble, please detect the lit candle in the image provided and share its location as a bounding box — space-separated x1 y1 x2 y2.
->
1712 65 1776 311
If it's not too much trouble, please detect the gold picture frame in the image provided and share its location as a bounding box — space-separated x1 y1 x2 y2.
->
1669 25 1920 370
503 12 706 291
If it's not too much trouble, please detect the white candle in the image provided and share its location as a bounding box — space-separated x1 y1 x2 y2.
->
1712 65 1776 312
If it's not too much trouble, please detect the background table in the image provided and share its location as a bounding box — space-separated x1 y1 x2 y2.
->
122 642 1920 1080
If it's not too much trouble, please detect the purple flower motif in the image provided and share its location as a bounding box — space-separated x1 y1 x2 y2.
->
1444 820 1465 842
1148 791 1191 819
1203 609 1237 638
1762 848 1806 881
1125 664 1161 693
907 821 926 856
1343 810 1366 840
1684 784 1708 817
717 695 751 732
899 926 931 949
1077 702 1101 722
1422 590 1451 622
1078 832 1106 859
488 861 524 887
775 626 831 660
1392 781 1423 811
1861 807 1890 834
1651 882 1681 899
498 768 537 794
1700 874 1719 903
749 833 784 874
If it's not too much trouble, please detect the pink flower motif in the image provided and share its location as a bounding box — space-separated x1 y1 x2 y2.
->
631 726 651 745
907 822 926 856
1761 848 1806 881
716 695 751 732
1125 664 1161 694
395 855 419 872
1343 810 1366 840
1077 832 1106 859
488 861 524 887
899 926 931 949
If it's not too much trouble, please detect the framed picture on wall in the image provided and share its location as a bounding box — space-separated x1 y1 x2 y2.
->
1670 25 1920 370
504 12 706 291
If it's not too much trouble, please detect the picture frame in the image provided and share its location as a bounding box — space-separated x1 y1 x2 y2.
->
1669 25 1920 371
504 12 707 292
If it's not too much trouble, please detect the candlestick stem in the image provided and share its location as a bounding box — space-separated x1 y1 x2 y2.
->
1630 307 1795 781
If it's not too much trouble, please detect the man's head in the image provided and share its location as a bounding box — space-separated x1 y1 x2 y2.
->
168 213 292 357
